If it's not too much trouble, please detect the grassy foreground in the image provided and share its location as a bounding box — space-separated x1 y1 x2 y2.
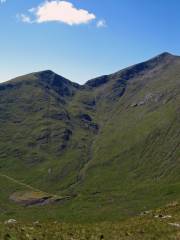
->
0 201 180 240
0 219 179 240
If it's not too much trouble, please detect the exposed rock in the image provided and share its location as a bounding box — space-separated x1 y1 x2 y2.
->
166 201 179 207
0 83 14 91
154 214 172 219
138 100 146 106
50 111 70 121
78 114 99 132
131 92 164 107
168 223 180 228
33 221 40 226
131 103 138 107
140 210 151 215
36 131 50 144
154 214 163 218
86 75 109 88
59 144 66 151
5 219 17 224
79 114 92 122
83 99 96 107
162 215 172 219
89 123 99 131
111 79 126 100
62 129 72 141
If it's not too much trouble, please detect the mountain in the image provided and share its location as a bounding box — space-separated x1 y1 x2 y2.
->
0 52 179 222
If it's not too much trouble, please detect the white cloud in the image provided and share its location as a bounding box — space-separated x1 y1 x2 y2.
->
0 0 7 3
20 0 96 26
96 19 107 28
17 14 33 23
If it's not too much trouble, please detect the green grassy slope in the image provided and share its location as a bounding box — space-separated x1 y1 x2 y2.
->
0 52 179 222
73 52 180 219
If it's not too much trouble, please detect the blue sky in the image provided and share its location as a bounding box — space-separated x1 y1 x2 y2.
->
0 0 180 84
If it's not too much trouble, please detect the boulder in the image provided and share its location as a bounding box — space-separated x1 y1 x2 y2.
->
5 219 17 224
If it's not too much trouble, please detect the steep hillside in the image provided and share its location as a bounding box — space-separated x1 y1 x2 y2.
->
0 70 97 192
0 52 179 221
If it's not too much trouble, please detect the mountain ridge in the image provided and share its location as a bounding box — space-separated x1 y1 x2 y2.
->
0 51 179 222
0 52 178 87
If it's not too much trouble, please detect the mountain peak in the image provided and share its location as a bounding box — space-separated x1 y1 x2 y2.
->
34 70 80 96
155 52 175 58
38 69 54 73
34 70 58 80
151 52 177 61
159 52 173 57
84 52 178 89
